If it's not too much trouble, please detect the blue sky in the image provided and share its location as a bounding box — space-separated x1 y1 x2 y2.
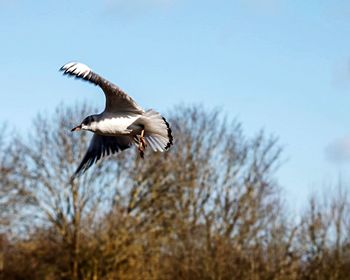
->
1 0 350 209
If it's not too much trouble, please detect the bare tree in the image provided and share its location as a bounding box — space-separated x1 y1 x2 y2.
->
3 103 350 280
299 185 350 280
0 126 24 232
13 103 128 279
80 105 286 279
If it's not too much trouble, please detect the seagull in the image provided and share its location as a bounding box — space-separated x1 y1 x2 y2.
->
60 62 173 178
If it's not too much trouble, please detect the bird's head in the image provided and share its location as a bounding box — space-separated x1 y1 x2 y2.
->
71 115 96 132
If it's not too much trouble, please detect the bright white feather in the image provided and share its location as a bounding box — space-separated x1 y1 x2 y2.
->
62 62 91 77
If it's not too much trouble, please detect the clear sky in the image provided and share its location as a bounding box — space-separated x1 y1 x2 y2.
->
1 0 350 210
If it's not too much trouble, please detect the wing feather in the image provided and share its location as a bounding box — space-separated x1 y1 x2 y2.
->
60 62 144 114
72 134 132 178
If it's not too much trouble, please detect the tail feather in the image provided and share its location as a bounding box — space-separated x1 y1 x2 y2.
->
148 135 168 152
147 136 161 152
162 117 173 150
140 110 173 152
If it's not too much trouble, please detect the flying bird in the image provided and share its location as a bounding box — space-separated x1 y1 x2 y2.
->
60 62 173 178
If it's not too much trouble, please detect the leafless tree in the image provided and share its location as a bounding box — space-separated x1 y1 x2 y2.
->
0 126 26 233
77 105 286 279
299 185 350 280
2 103 350 280
12 103 129 279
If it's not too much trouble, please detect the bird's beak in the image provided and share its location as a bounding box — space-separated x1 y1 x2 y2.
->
71 125 82 132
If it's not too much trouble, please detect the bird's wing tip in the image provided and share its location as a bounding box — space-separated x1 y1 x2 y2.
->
60 61 77 71
59 62 91 77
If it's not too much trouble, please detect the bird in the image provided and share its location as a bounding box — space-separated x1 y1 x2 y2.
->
60 62 173 178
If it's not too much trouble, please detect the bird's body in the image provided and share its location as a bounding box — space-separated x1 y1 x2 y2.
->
89 113 140 136
60 62 173 178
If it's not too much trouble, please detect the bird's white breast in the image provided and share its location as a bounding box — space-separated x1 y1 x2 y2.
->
94 115 139 136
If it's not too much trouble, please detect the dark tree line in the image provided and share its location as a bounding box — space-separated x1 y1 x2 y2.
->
0 103 349 280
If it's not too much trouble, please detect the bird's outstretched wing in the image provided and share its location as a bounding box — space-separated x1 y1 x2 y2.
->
60 62 144 114
73 134 132 178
